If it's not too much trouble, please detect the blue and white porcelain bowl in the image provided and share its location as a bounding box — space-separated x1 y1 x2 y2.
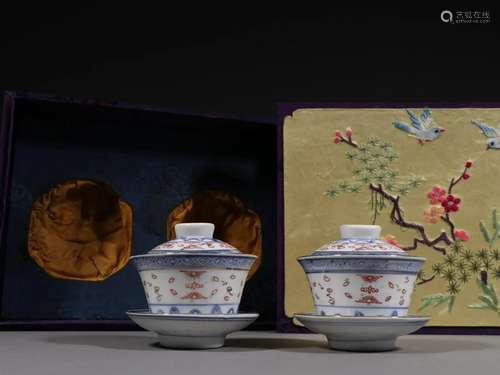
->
297 225 425 317
131 223 256 315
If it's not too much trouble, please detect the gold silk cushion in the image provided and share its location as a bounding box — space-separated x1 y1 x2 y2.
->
28 180 132 281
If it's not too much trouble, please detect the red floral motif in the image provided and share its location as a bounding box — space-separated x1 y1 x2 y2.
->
170 289 178 296
318 241 390 252
427 186 446 205
183 244 204 250
360 286 379 294
465 160 473 168
344 292 353 299
181 291 207 300
158 239 235 251
454 229 470 241
441 194 461 213
463 173 471 180
385 296 392 302
381 234 402 248
323 275 331 282
358 275 383 283
328 298 335 305
224 296 229 301
181 270 206 278
168 277 175 284
326 287 333 293
355 295 382 304
185 281 204 290
423 206 445 224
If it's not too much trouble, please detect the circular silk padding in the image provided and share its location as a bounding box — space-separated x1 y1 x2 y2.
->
28 179 133 281
167 191 262 279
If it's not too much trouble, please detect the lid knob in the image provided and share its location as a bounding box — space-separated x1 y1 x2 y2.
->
174 223 215 238
340 225 381 240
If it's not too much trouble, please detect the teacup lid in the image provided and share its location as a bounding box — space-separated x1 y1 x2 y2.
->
148 223 241 255
312 225 406 256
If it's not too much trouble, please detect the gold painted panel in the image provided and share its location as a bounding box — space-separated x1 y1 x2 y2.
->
284 108 500 326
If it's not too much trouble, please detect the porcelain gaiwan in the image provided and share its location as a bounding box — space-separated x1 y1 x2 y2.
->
131 223 256 315
298 225 425 317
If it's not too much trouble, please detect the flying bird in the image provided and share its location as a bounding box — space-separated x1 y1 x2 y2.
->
393 108 446 145
472 120 500 150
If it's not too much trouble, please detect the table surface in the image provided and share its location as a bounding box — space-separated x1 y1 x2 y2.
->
0 331 499 375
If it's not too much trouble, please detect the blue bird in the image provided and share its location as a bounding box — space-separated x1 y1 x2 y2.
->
393 108 446 145
472 120 500 150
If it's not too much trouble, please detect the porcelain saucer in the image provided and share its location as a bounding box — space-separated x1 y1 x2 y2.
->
294 313 430 352
127 310 259 349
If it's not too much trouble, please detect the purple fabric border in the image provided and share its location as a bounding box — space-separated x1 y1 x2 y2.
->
0 92 14 244
0 319 272 331
276 102 500 335
276 110 285 332
0 320 142 331
278 102 500 120
0 92 15 329
4 91 270 124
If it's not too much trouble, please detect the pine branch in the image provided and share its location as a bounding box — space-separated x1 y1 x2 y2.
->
417 273 436 285
480 220 491 244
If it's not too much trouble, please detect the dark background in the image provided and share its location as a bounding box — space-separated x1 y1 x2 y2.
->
1 4 500 122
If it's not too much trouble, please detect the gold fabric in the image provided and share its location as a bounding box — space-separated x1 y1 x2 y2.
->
28 179 133 281
167 191 262 278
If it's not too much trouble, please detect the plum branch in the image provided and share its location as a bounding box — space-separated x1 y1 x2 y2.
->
369 183 451 255
327 128 473 256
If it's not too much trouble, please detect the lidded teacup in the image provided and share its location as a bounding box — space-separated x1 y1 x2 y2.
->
130 222 256 315
297 224 425 317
